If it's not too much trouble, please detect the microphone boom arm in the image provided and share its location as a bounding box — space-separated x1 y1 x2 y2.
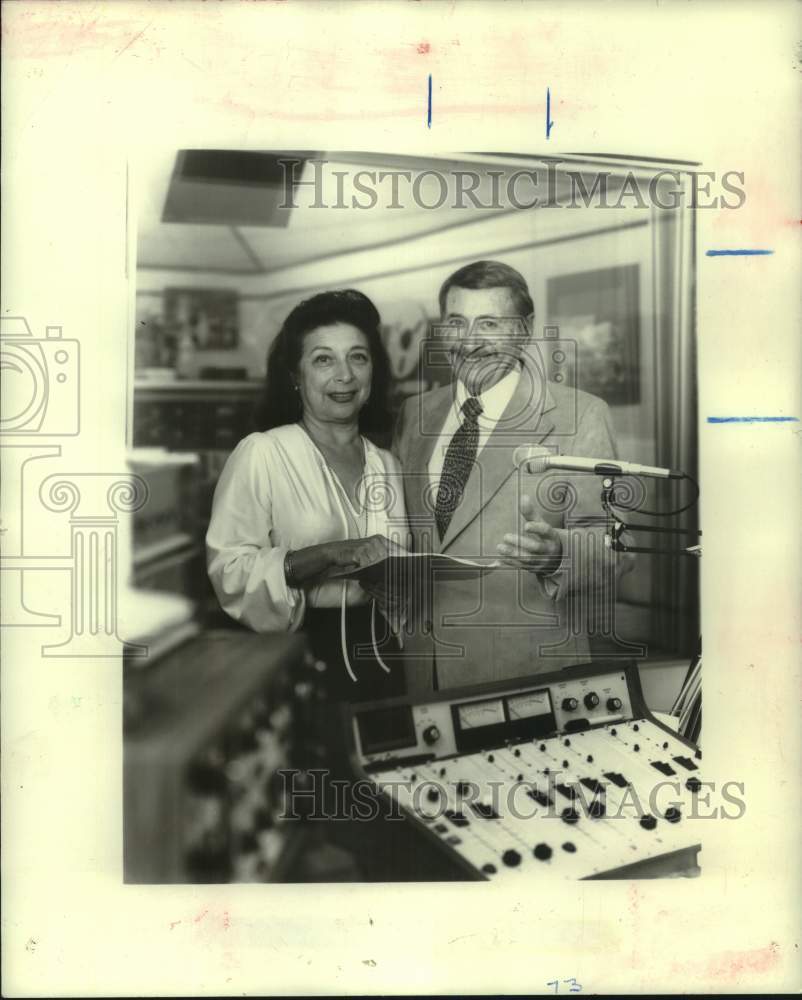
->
601 476 702 558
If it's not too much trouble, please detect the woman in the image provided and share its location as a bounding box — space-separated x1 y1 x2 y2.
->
206 289 408 702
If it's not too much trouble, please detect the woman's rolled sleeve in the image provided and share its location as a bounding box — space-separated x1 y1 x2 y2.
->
206 434 305 632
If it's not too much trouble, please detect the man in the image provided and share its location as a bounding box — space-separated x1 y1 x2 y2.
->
393 259 629 695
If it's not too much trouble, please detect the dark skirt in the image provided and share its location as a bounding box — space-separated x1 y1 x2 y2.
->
293 604 415 880
301 603 406 704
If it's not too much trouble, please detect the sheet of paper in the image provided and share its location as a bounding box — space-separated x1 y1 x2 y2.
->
337 551 503 584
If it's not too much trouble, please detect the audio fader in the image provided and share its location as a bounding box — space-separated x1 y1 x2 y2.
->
347 662 702 880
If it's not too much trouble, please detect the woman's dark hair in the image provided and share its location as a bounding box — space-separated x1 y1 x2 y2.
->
255 289 393 440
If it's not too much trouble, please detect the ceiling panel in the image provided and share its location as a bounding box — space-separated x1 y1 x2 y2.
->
237 205 506 273
137 225 257 273
135 151 633 276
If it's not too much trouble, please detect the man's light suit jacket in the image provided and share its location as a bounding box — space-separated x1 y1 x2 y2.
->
392 355 623 696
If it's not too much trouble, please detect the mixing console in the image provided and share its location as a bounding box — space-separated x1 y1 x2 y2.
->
348 662 702 879
124 630 309 882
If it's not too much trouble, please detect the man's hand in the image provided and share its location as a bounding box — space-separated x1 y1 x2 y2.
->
496 494 563 576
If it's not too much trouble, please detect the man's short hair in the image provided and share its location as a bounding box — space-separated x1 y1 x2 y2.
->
438 260 535 319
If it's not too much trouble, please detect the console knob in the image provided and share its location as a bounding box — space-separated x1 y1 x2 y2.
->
589 799 606 819
422 725 441 745
607 696 623 712
584 692 600 710
562 697 579 712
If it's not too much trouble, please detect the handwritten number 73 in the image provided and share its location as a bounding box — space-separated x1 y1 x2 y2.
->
546 978 582 993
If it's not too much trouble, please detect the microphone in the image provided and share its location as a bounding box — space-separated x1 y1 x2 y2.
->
512 445 684 480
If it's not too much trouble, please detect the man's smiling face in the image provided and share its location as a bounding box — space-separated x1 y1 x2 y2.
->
442 285 531 395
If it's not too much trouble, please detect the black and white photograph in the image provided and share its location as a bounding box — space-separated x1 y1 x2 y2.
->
125 150 704 886
2 2 799 997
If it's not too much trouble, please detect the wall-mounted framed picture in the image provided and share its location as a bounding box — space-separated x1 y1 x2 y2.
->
546 264 640 405
163 287 240 350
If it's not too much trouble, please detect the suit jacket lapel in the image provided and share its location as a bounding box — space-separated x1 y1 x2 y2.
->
404 385 453 547
440 358 558 552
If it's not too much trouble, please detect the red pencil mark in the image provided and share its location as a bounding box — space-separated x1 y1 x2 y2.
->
114 21 151 60
671 941 781 982
214 93 576 123
417 42 430 54
705 942 780 981
5 10 153 60
171 909 230 933
626 884 645 969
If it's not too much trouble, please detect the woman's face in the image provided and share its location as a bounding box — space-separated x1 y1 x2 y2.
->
297 323 373 425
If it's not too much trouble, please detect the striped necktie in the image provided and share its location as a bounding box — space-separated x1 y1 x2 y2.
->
435 396 483 541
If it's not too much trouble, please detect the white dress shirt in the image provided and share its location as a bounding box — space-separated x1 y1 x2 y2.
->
428 365 522 488
206 424 408 633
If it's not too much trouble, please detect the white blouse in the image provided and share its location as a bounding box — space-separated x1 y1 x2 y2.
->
206 424 408 634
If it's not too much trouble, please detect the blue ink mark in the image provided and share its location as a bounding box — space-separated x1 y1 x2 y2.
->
427 74 432 128
546 979 583 994
705 249 774 256
546 87 554 138
707 416 798 423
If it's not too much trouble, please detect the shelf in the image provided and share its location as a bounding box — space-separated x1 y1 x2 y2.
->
135 379 262 393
